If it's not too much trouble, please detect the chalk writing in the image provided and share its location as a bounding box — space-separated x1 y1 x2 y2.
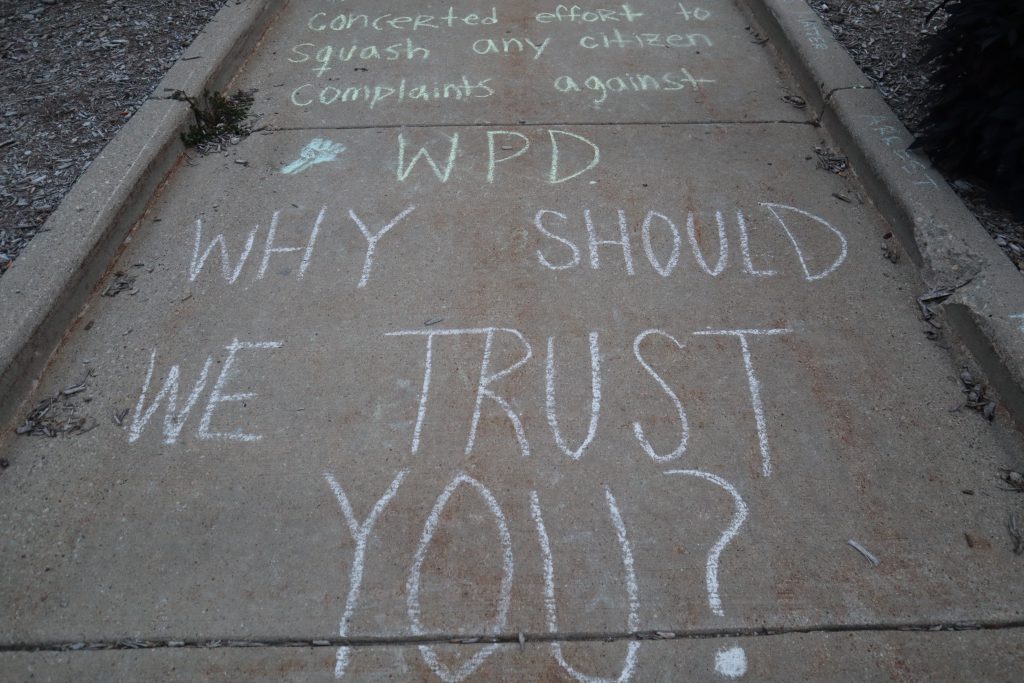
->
676 4 712 21
290 40 429 77
408 472 514 682
532 205 846 280
291 77 494 110
398 133 460 183
535 4 644 24
472 36 551 59
349 205 418 288
531 488 641 682
554 68 715 105
319 468 751 680
692 328 790 477
861 114 940 188
325 470 409 679
578 30 713 50
396 129 600 185
129 339 282 444
642 211 681 277
714 646 748 679
188 204 416 289
632 330 688 462
687 211 728 276
545 332 602 460
487 131 530 183
256 206 325 280
385 328 534 457
385 325 790 468
308 8 498 32
281 138 346 175
761 203 848 281
1012 313 1024 333
797 15 829 50
586 208 635 274
664 470 748 615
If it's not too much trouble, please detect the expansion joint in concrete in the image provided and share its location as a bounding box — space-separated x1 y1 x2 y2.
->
261 119 817 133
4 620 1023 654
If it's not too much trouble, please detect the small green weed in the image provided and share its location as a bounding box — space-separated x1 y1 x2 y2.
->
171 89 255 147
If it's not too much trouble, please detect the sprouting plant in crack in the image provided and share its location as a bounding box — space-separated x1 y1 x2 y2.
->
171 89 255 147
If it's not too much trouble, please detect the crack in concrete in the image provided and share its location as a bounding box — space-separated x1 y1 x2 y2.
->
822 84 873 105
3 619 1023 654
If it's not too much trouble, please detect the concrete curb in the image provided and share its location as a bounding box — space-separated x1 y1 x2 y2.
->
0 0 284 433
740 0 1024 427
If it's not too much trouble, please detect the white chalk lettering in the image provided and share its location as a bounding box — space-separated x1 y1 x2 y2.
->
760 203 848 281
687 211 729 277
385 328 533 457
641 211 681 277
291 40 430 77
549 130 601 184
533 209 582 270
676 4 712 21
188 218 258 284
487 131 530 183
554 68 714 106
397 133 460 183
348 205 417 288
585 208 635 275
664 470 748 617
256 207 327 281
325 470 408 679
473 36 550 59
292 78 495 110
545 332 602 460
197 339 283 442
468 328 534 457
579 29 713 50
308 8 498 32
632 330 688 462
536 4 645 24
531 488 640 682
409 473 513 682
736 210 775 277
524 204 848 280
692 328 790 476
129 350 213 444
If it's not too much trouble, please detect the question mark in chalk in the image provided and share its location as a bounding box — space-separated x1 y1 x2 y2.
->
665 470 749 679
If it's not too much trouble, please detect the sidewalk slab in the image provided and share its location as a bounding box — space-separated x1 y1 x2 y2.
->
1 1 1023 680
1 124 1021 647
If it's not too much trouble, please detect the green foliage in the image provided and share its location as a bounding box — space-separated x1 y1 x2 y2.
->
172 89 255 147
915 0 1024 212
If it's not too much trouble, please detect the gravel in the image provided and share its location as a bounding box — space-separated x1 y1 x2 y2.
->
810 0 1024 271
0 0 229 278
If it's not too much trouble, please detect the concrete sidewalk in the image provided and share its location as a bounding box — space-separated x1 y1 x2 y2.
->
2 1 1023 681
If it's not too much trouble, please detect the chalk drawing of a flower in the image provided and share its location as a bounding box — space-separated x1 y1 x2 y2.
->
281 138 346 175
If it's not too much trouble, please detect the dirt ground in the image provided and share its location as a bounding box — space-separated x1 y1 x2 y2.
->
0 0 228 277
810 0 1024 270
0 0 1021 275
